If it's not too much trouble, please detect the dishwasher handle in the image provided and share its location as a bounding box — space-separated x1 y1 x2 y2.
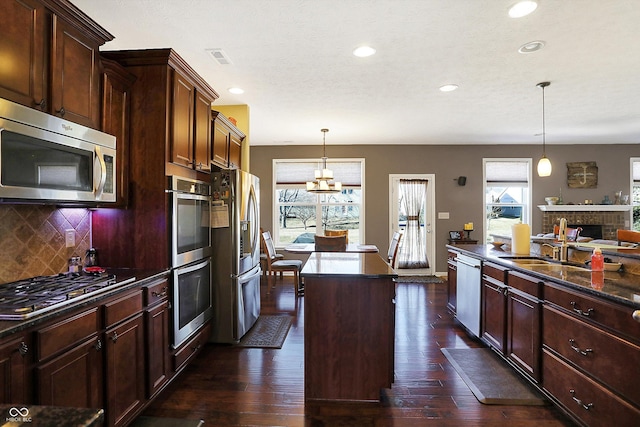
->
457 258 481 269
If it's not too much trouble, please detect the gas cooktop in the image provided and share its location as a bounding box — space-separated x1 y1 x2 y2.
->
0 272 135 320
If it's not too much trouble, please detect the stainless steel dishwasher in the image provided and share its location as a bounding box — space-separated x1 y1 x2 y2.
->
455 253 482 337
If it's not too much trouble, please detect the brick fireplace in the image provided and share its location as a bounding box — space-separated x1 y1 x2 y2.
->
541 208 627 240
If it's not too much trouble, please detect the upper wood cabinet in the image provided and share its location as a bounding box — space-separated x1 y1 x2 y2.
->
212 111 245 169
102 49 219 176
0 0 113 129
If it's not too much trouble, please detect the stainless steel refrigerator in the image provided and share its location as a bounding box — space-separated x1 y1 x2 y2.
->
210 169 261 343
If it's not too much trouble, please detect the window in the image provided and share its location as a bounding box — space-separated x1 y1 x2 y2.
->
483 159 532 243
631 158 640 230
273 159 364 246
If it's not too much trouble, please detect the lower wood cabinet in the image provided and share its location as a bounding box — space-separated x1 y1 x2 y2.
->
481 262 507 352
0 334 32 404
173 322 211 373
104 313 145 427
36 334 104 408
145 300 171 398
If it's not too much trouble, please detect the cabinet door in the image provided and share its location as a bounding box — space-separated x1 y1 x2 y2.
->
482 277 507 353
228 132 242 169
194 91 212 172
447 260 457 313
101 58 136 207
0 335 32 404
0 0 46 109
105 313 145 427
507 289 541 382
51 14 101 128
171 71 195 168
212 119 230 168
146 301 171 398
37 335 103 408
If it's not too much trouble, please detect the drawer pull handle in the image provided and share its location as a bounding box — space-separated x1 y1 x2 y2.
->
18 341 28 356
111 332 119 343
56 107 66 117
94 339 103 351
570 301 594 317
568 339 593 356
569 389 593 411
633 310 640 323
152 287 168 298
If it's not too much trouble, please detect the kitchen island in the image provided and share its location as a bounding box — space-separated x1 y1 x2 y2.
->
301 252 397 403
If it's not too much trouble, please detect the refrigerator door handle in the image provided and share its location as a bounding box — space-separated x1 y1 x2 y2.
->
232 265 262 281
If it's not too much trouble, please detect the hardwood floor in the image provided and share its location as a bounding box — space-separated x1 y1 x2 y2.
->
140 276 577 426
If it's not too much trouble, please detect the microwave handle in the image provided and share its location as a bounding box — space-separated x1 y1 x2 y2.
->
94 146 107 200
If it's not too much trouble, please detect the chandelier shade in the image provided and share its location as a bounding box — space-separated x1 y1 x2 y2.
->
306 129 342 193
536 81 552 177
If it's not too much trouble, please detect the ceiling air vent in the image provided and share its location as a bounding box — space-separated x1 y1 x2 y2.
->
206 48 232 65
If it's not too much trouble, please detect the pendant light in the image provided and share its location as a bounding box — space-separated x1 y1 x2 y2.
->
306 129 342 193
536 81 552 177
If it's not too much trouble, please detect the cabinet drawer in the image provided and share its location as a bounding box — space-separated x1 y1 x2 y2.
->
543 305 640 406
173 323 210 372
508 270 542 298
544 283 640 342
482 262 507 283
104 289 143 327
143 279 169 307
37 308 100 361
543 349 640 427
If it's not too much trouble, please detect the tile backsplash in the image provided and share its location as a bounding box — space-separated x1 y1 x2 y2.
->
0 205 91 284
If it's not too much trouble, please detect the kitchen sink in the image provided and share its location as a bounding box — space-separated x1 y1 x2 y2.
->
527 264 589 272
510 259 551 265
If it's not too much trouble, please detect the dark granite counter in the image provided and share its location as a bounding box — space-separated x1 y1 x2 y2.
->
0 404 103 426
0 268 168 339
447 244 640 309
301 252 398 279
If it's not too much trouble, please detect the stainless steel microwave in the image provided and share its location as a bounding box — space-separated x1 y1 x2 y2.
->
0 98 117 204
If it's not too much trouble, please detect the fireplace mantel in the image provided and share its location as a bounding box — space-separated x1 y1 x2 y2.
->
537 205 632 212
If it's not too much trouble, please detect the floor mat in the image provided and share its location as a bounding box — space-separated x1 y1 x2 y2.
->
236 315 293 348
441 347 547 405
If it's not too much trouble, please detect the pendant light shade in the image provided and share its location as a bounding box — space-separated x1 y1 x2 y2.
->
306 129 342 193
536 81 552 177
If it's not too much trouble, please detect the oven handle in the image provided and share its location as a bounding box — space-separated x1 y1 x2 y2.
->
175 258 211 275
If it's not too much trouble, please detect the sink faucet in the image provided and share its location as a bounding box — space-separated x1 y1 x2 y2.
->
558 218 569 262
542 243 560 261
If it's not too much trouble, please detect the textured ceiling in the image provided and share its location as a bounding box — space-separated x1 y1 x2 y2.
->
72 0 640 146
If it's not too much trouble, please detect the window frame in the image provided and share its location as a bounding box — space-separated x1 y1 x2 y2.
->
272 158 365 247
630 157 640 231
482 158 533 243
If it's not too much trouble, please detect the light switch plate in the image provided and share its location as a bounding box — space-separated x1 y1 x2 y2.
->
438 212 450 219
65 229 75 247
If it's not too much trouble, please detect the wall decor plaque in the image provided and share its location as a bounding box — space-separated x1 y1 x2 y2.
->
567 162 598 188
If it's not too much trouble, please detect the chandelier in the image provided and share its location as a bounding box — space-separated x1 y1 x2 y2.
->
306 128 342 193
536 81 552 177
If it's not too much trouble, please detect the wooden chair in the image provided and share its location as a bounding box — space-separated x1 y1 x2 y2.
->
314 235 347 252
617 229 640 246
261 231 303 294
324 229 348 243
387 231 402 269
260 228 283 275
553 225 582 242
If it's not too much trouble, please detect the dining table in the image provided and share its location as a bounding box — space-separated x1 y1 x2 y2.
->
284 243 379 254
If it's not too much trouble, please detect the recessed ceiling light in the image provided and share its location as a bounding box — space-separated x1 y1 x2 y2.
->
508 1 538 18
353 46 376 57
518 40 545 54
439 84 459 92
228 87 244 94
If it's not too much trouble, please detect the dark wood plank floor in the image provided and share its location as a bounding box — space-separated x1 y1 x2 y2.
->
140 276 577 426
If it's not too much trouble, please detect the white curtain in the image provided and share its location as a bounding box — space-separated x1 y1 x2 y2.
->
397 179 429 269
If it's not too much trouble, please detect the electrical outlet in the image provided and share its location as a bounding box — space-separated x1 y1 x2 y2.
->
65 229 75 247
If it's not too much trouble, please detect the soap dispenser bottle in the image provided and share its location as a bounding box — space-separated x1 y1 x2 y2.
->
591 247 604 271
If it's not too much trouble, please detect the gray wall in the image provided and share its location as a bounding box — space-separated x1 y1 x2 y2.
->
250 143 638 272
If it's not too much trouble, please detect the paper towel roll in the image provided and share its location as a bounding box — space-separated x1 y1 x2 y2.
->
511 223 531 255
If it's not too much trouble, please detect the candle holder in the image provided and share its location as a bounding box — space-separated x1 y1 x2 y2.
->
465 229 473 240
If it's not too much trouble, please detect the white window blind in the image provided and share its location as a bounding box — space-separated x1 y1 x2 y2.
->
275 160 363 186
485 160 529 183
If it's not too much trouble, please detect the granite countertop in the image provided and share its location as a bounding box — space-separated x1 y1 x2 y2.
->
301 252 398 278
447 244 640 309
0 404 103 426
0 268 168 339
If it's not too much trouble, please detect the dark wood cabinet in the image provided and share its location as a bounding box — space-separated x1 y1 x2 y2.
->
194 91 213 172
212 111 244 169
446 250 457 313
481 262 508 353
0 0 113 129
0 334 32 404
171 72 195 168
100 58 136 207
143 278 171 398
104 313 145 427
173 322 211 373
37 334 103 408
